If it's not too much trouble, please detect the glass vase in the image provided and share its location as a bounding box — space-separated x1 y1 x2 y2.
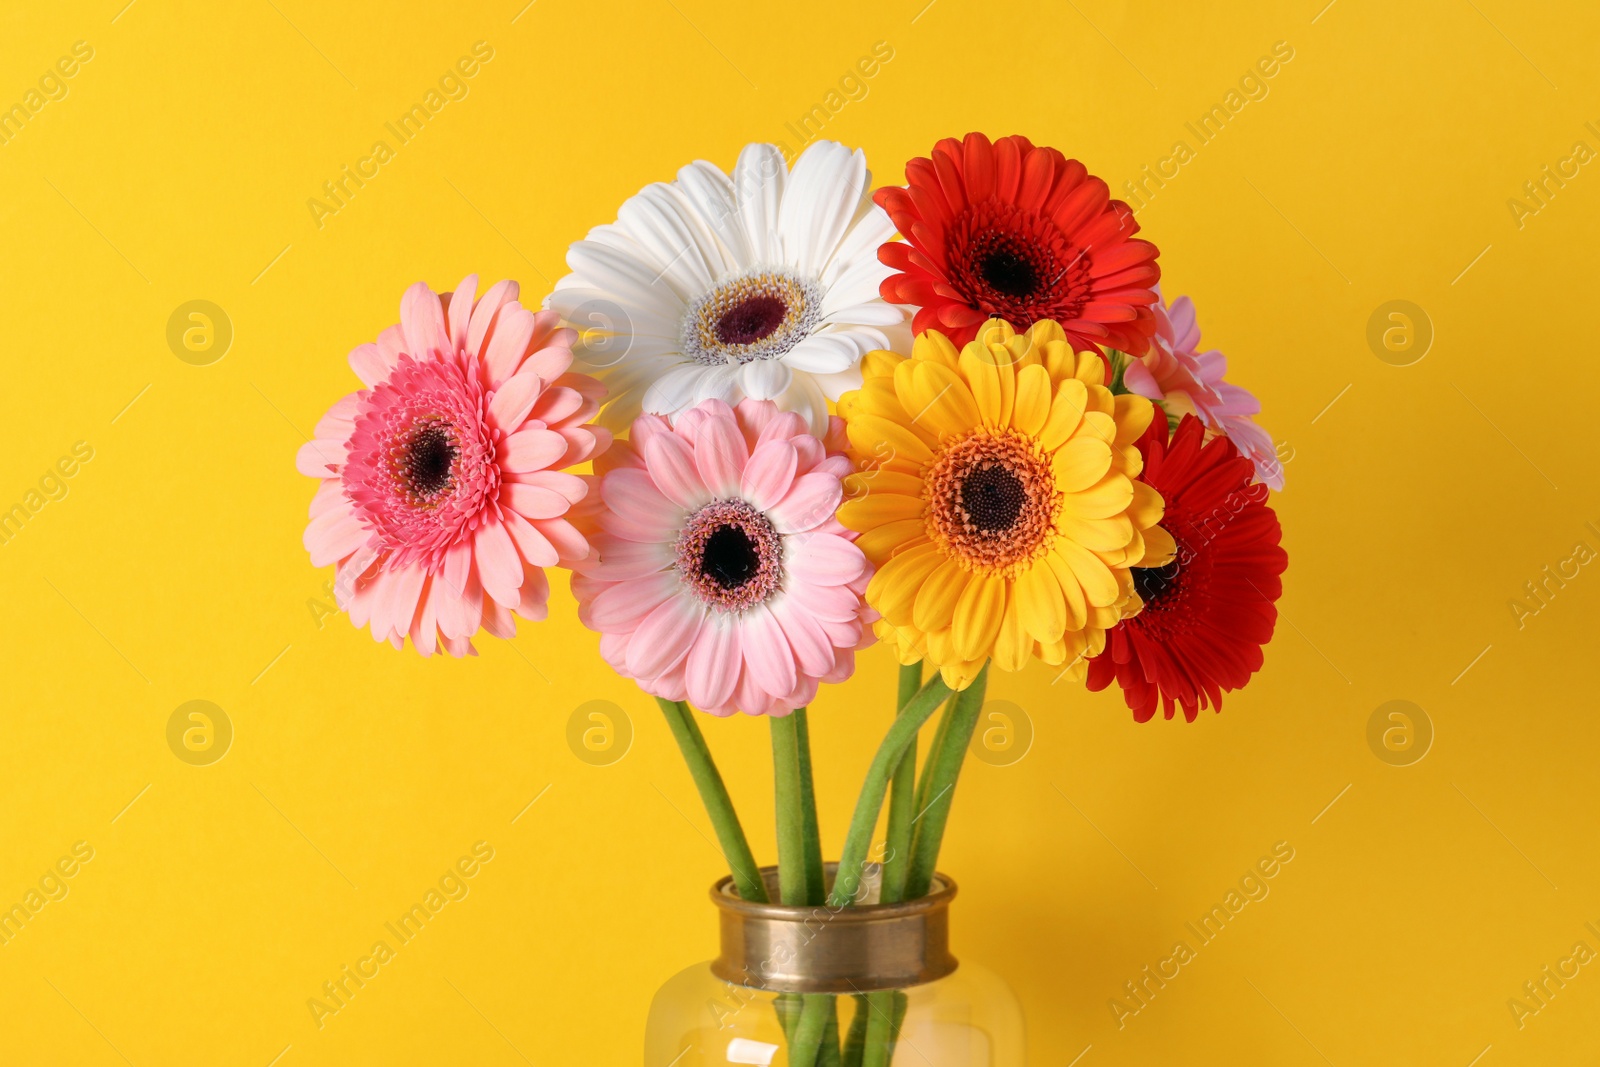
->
644 864 1026 1065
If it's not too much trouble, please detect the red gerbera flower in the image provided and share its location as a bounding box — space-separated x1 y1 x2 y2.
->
1087 415 1287 722
873 133 1160 352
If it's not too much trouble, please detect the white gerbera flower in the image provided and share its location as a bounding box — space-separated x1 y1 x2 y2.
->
546 140 910 437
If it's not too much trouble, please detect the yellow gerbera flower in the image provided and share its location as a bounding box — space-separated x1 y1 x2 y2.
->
837 319 1175 689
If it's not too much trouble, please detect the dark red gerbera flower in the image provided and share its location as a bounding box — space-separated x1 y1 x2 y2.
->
1087 415 1287 722
873 132 1161 352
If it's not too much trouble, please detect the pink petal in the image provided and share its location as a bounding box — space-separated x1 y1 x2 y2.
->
530 385 583 427
740 604 797 699
483 304 535 389
348 343 395 387
500 428 568 473
693 412 748 497
511 470 585 503
772 597 834 677
488 368 543 431
504 482 570 520
296 438 346 478
767 472 842 534
740 439 798 512
533 517 590 562
626 595 704 679
602 467 674 517
474 519 524 609
517 563 550 620
685 615 742 710
447 275 478 350
304 504 369 567
505 511 559 568
586 569 679 631
466 279 519 356
376 323 408 364
788 532 866 584
643 432 709 510
583 535 671 581
789 575 863 622
400 282 450 358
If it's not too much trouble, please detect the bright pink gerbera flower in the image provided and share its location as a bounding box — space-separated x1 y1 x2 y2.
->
298 276 609 656
570 398 873 716
1121 289 1284 489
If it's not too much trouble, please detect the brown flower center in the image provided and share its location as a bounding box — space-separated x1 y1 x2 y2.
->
682 270 823 366
675 499 784 611
392 417 459 506
924 430 1059 575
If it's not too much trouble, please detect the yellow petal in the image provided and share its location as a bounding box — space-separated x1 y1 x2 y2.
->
1044 550 1088 630
1057 514 1134 553
952 571 1006 661
1038 379 1088 451
856 378 908 420
959 348 1004 427
1128 481 1165 529
914 558 969 633
846 414 934 469
1113 393 1155 447
866 540 945 623
1026 320 1067 347
1064 473 1135 519
914 329 962 371
855 519 927 563
843 469 924 499
861 349 904 381
1084 382 1115 416
1055 539 1120 607
837 492 923 531
1141 524 1177 567
991 584 1032 672
938 657 987 691
1051 437 1113 492
1074 350 1107 387
1011 364 1051 438
1081 410 1116 445
1016 560 1066 644
905 361 982 439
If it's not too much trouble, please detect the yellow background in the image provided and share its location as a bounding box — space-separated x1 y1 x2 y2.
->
2 0 1597 1063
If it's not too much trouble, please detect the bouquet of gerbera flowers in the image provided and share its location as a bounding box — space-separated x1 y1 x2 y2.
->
299 133 1287 1065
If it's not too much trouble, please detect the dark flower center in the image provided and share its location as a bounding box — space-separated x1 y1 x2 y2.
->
959 465 1026 532
715 295 788 346
1133 560 1182 607
700 524 761 589
406 424 456 497
978 247 1038 299
675 500 784 612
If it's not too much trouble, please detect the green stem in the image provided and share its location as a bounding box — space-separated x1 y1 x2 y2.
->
841 994 870 1067
654 697 767 903
770 712 808 906
861 991 909 1067
794 708 827 906
787 675 950 1067
879 663 923 904
904 664 989 900
829 673 951 908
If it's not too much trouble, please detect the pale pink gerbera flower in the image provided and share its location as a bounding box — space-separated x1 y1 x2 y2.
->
1122 288 1284 490
570 398 873 716
298 276 609 656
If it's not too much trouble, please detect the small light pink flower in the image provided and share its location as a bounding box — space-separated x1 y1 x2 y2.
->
570 398 874 716
298 276 610 656
1123 289 1284 489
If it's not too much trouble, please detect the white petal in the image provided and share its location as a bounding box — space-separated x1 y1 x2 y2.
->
779 141 867 278
733 143 788 265
740 359 792 402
